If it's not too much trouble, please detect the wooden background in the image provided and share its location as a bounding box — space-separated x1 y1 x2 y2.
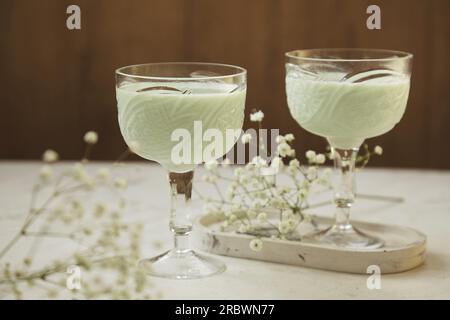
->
1 0 449 168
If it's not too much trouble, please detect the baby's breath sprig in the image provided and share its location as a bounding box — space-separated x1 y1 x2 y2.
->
0 131 157 300
324 143 383 169
197 110 383 252
356 144 383 169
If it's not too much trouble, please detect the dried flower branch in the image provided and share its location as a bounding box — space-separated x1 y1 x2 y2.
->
196 110 384 251
0 133 158 299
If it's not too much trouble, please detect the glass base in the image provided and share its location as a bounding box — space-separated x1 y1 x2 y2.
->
139 249 226 279
305 224 384 250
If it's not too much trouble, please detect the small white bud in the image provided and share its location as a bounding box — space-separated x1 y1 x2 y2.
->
42 149 59 163
250 110 264 122
241 133 252 144
374 145 383 155
83 131 98 144
305 150 316 161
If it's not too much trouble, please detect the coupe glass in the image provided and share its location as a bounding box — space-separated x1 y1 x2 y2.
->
285 49 412 249
116 62 247 278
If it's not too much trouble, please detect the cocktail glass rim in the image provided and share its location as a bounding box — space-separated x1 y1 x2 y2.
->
116 62 247 81
286 48 413 63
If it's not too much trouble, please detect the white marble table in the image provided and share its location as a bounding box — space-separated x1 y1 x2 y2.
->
1 161 449 299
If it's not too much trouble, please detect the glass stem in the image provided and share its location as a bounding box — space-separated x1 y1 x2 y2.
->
332 148 358 231
168 171 194 253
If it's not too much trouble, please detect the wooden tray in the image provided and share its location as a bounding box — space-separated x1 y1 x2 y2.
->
194 214 426 274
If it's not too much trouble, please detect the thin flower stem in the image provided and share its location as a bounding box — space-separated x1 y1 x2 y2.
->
57 184 86 194
23 231 73 239
0 233 22 260
0 254 125 285
82 144 93 163
25 225 51 259
0 171 78 260
0 190 58 260
40 278 66 289
22 194 57 230
0 194 54 259
114 148 132 165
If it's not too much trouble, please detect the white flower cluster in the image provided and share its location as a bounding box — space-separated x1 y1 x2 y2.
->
201 139 336 252
0 131 157 300
200 114 384 253
276 134 296 158
250 110 264 122
304 150 327 165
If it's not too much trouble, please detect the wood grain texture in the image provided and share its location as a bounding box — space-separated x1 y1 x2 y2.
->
0 0 449 168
